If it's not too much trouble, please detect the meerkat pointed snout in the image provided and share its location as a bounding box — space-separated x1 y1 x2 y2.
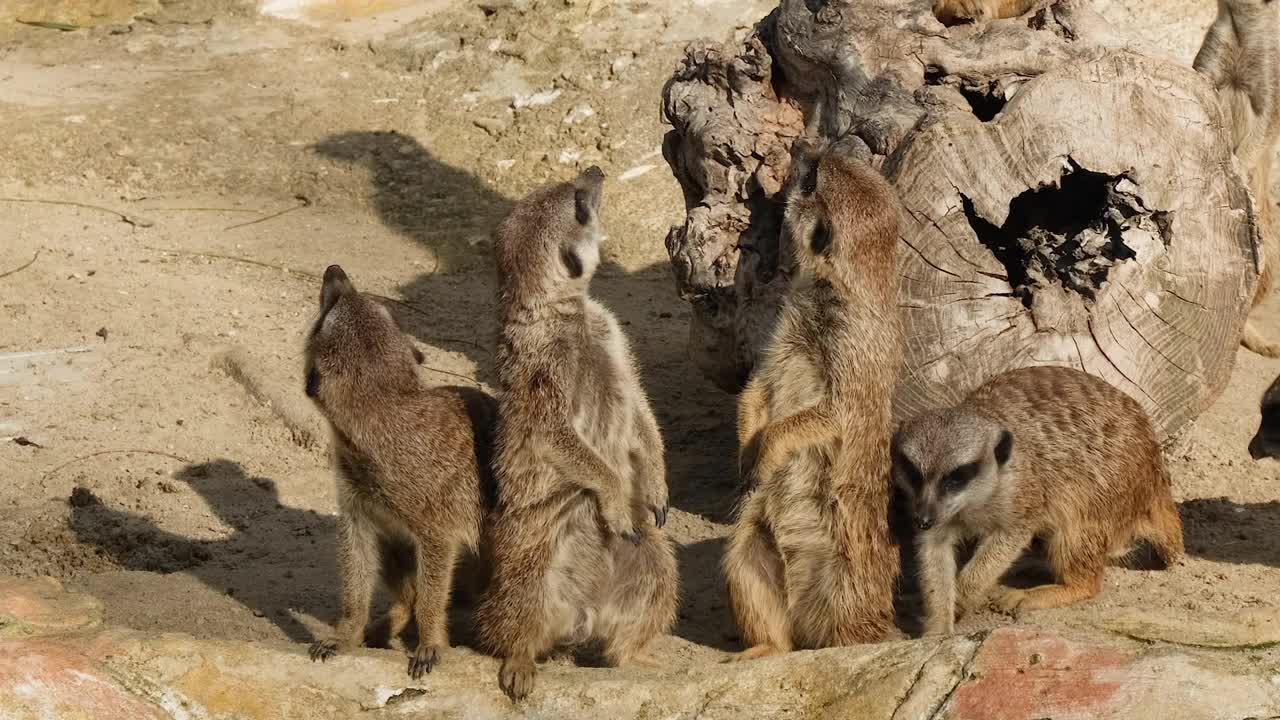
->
304 264 498 679
1249 374 1280 460
893 366 1183 637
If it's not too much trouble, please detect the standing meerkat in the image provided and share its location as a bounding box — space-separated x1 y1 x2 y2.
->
474 166 677 701
304 265 498 678
932 0 1035 25
892 366 1184 635
1194 0 1280 357
724 138 903 659
1249 372 1280 459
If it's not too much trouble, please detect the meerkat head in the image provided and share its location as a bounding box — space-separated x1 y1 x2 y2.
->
892 409 1014 531
304 265 424 410
780 136 898 286
493 166 606 313
1249 374 1280 460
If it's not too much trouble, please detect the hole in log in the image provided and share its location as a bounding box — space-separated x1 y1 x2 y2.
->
923 68 1007 122
960 165 1165 309
957 84 1005 121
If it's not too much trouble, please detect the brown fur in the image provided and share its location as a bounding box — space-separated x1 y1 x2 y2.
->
474 167 677 701
723 138 904 659
304 265 498 678
1249 372 1280 458
1194 0 1280 357
893 366 1184 635
932 0 1035 25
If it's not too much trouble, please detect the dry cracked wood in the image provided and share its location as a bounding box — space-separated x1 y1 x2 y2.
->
661 0 1259 439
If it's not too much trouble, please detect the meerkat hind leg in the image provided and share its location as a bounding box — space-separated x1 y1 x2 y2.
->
996 529 1105 615
723 517 792 660
311 513 380 661
599 530 677 668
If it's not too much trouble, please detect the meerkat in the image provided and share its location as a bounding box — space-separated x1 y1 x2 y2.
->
932 0 1035 25
1249 373 1280 459
473 166 677 701
1194 0 1280 357
892 366 1184 635
723 137 903 659
303 264 498 678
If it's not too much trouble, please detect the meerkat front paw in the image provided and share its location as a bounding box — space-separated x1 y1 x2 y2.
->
922 614 955 637
639 485 669 529
499 656 537 700
309 636 349 662
992 589 1028 617
407 644 440 679
600 500 641 543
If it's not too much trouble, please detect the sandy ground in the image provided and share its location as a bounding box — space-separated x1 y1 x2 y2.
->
1 0 1278 678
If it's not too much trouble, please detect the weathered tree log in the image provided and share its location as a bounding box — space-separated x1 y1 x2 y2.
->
661 0 1260 440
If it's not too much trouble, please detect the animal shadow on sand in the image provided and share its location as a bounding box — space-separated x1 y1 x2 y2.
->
313 130 748 652
69 458 476 648
311 129 741 522
1181 497 1280 567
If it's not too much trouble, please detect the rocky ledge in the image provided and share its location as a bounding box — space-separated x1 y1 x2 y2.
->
1 576 1277 719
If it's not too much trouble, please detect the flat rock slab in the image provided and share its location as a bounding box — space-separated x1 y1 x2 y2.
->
0 575 102 637
1 576 1278 719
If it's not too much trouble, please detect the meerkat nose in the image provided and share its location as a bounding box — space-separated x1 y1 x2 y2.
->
916 516 934 531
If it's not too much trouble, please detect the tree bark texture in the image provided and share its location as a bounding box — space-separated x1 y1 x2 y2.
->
661 0 1260 440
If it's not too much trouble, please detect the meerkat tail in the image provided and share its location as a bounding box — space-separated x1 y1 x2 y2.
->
1241 320 1280 358
213 346 324 448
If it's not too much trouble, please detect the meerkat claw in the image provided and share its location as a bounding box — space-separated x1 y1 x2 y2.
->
408 645 439 679
309 639 338 662
652 504 668 528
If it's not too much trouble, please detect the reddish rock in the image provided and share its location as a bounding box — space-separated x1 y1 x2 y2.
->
0 637 168 720
949 630 1132 720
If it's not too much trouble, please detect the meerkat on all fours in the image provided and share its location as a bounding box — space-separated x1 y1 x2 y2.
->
1249 373 1280 459
303 265 498 678
724 137 904 660
473 166 677 701
892 366 1184 636
1194 0 1280 357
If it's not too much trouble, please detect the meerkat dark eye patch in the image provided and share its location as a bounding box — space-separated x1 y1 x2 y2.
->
942 462 979 493
412 347 425 364
810 219 832 256
574 188 592 225
561 247 584 279
305 366 321 398
892 449 924 491
994 430 1014 466
800 161 819 195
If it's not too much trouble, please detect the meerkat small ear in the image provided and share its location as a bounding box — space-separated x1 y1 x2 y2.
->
561 246 584 279
320 264 354 315
810 219 832 256
305 366 321 398
994 430 1013 466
